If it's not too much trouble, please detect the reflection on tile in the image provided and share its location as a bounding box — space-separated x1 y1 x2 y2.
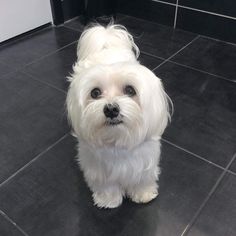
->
119 16 197 59
0 26 79 70
0 136 222 236
155 62 236 167
171 37 236 82
64 16 85 32
23 43 77 91
0 72 68 183
115 13 129 22
187 173 236 236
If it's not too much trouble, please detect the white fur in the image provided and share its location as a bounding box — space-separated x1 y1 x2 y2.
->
67 24 171 208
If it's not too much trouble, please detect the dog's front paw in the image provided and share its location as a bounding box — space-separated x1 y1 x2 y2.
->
93 191 123 209
129 185 158 204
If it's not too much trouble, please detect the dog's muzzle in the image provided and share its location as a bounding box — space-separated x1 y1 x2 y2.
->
103 103 120 119
104 103 123 126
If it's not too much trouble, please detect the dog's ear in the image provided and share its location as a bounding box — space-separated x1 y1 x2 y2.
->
66 79 82 136
138 66 172 139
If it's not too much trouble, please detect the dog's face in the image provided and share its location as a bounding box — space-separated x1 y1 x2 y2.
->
67 63 170 148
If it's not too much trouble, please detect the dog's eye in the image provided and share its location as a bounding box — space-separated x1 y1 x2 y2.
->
124 85 136 97
91 88 102 99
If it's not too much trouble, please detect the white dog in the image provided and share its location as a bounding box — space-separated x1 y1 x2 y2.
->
66 24 171 208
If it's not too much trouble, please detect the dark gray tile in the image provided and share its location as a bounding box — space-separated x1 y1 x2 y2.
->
187 173 236 236
152 143 222 236
0 135 88 236
0 135 222 236
0 26 79 70
171 37 236 82
229 155 236 173
139 53 163 70
0 62 14 77
0 214 24 236
119 16 197 59
155 62 236 167
117 0 176 27
176 8 236 44
179 0 236 18
23 43 77 91
0 72 68 183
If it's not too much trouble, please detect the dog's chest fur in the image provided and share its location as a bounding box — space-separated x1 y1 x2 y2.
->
78 140 161 188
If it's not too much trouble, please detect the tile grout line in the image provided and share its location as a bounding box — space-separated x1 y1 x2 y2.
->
142 47 235 83
21 71 67 94
226 153 236 173
141 49 235 84
181 153 236 236
173 0 179 28
168 60 236 83
152 35 200 71
23 40 78 68
140 50 166 60
0 25 79 52
118 12 236 46
64 16 81 24
63 25 83 33
161 138 225 171
201 35 236 47
0 210 29 236
117 13 177 33
178 5 236 21
152 0 176 7
0 24 52 49
0 70 67 101
0 133 69 189
180 171 226 236
0 39 78 81
227 169 236 176
151 0 236 20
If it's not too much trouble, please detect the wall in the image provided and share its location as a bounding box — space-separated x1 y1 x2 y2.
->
62 0 84 21
117 0 236 43
0 0 52 42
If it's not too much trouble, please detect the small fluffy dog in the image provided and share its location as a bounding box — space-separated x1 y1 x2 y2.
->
67 24 171 208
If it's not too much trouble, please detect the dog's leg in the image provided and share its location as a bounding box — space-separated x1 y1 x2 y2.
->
127 166 160 204
92 184 123 209
128 182 159 204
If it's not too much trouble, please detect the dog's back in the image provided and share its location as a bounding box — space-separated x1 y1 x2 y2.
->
76 24 139 65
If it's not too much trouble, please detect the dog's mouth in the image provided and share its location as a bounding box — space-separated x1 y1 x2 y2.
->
105 119 123 126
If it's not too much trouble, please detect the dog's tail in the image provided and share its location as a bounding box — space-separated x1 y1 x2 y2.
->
77 23 139 61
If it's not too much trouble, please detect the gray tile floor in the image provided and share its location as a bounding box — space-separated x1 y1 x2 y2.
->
0 14 235 236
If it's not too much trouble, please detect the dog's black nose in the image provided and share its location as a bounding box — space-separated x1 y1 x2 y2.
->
103 103 120 119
